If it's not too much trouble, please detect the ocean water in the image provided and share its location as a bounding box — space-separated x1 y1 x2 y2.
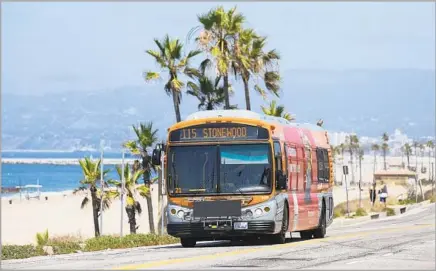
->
1 151 154 196
1 151 134 159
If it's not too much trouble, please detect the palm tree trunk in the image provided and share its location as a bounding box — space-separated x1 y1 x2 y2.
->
349 150 355 185
407 154 410 168
383 150 387 170
223 75 230 109
419 178 424 201
90 189 100 237
429 151 431 181
126 206 137 234
142 157 155 234
172 89 181 122
242 76 251 110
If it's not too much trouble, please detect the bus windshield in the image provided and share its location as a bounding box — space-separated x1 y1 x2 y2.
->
167 144 272 195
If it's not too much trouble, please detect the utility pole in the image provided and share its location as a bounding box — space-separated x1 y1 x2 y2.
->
120 149 125 237
160 146 165 235
343 166 350 217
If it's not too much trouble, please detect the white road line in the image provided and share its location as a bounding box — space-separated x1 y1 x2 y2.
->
346 260 365 265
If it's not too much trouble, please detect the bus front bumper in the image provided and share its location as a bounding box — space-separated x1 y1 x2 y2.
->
167 221 276 240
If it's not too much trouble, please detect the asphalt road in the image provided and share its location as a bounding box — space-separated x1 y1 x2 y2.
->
2 203 435 270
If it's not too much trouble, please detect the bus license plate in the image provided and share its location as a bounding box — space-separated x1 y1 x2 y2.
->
234 222 248 230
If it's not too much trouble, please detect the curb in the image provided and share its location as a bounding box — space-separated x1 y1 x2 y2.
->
332 201 433 228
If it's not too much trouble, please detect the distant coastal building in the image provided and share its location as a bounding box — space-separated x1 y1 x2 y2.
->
374 169 416 186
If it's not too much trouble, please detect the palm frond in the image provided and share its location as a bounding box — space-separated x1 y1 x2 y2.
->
144 71 161 82
81 197 89 209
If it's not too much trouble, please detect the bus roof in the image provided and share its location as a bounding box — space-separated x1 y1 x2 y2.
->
185 110 326 131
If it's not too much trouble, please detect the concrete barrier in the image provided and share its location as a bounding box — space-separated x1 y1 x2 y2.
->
370 214 380 219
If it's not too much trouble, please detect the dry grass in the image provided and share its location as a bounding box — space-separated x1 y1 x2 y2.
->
49 233 83 243
333 197 397 218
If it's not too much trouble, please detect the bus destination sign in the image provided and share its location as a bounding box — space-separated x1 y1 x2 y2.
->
169 123 269 142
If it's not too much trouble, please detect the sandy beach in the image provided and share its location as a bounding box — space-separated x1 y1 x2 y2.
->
1 183 165 245
1 155 434 245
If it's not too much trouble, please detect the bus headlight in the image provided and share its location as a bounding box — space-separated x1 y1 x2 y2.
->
177 210 185 218
254 208 263 216
242 209 253 218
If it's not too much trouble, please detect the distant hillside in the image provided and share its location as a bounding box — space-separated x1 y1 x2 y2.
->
1 69 434 151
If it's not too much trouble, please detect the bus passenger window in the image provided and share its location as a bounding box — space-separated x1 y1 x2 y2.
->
317 149 325 183
323 149 330 182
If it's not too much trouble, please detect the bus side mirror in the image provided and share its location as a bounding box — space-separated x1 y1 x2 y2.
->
151 148 161 166
276 170 287 190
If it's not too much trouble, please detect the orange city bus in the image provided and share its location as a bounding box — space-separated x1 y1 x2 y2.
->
151 110 334 247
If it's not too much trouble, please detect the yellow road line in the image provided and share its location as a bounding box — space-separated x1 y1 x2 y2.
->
113 224 434 270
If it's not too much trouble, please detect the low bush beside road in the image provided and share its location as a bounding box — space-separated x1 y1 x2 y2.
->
84 234 179 252
1 233 179 260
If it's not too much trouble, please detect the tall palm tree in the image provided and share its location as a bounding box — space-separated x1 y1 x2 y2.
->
404 143 412 168
358 148 364 207
145 35 201 122
419 144 425 170
124 122 159 234
193 6 245 109
109 164 148 234
371 144 380 174
330 145 341 185
187 73 226 110
381 133 389 170
73 157 112 237
345 134 359 185
260 100 294 121
426 140 434 181
233 28 281 110
413 141 419 169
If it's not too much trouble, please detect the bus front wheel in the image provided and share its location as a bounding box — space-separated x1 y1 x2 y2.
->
272 204 288 244
180 238 196 248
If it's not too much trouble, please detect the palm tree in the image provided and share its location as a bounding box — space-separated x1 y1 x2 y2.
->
371 144 380 174
73 157 112 237
124 122 159 234
260 100 294 121
109 164 148 234
193 6 245 109
358 148 364 207
187 73 226 110
345 134 359 185
419 144 425 170
381 132 389 170
404 143 412 168
413 141 419 169
233 28 281 110
330 145 341 185
426 140 434 181
145 35 201 122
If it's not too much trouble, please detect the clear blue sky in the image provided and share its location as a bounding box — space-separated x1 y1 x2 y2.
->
2 2 435 94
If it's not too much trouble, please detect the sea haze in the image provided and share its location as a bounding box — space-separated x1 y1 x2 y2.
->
2 69 435 151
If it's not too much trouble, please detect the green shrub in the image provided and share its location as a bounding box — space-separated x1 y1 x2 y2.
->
2 245 44 260
47 240 81 255
385 207 395 216
333 208 345 218
84 234 179 252
47 235 82 254
2 233 179 260
36 229 49 246
355 208 368 217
